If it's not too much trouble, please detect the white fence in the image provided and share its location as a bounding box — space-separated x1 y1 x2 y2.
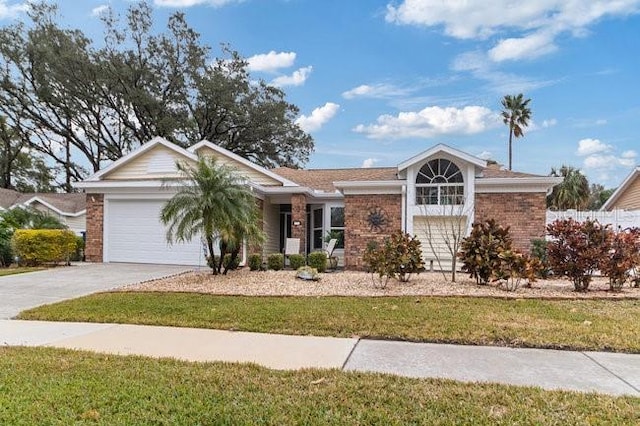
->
546 209 640 230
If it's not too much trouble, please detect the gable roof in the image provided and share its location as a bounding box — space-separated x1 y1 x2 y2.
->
0 187 85 215
17 193 86 216
398 143 487 172
0 188 22 209
189 140 297 187
82 136 196 182
272 167 398 192
601 166 640 211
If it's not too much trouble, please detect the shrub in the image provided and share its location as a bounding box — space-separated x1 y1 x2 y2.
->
458 219 512 285
289 253 306 270
248 254 262 271
0 226 13 267
494 250 537 291
362 231 424 287
69 235 85 262
529 238 551 279
307 251 327 273
295 265 320 281
267 253 284 271
546 218 609 292
12 229 77 266
599 227 640 292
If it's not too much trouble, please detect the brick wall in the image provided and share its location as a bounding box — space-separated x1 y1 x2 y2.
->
474 192 546 252
344 194 402 270
85 193 104 262
290 194 306 254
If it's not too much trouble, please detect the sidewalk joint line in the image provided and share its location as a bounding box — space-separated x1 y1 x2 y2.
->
581 352 640 394
340 338 361 370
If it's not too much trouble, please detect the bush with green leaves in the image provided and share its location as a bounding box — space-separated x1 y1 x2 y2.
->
458 219 512 285
307 251 327 273
546 218 609 292
267 253 284 271
529 238 551 279
248 254 262 271
363 231 424 287
288 253 306 270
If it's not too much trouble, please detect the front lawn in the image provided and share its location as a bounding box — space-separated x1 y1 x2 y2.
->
0 266 45 277
0 347 637 425
18 293 640 352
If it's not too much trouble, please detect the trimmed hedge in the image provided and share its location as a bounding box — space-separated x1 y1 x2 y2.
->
288 254 306 270
248 254 262 271
267 253 284 271
12 229 77 266
307 251 327 273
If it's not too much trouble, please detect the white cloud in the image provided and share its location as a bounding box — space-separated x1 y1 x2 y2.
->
91 5 109 17
342 83 411 99
477 150 493 160
576 138 612 156
595 119 608 125
488 31 557 62
247 51 296 73
295 102 340 133
542 118 558 128
451 50 558 94
579 140 637 173
387 0 640 62
361 158 379 168
271 66 312 87
0 1 27 19
353 106 501 139
154 0 241 7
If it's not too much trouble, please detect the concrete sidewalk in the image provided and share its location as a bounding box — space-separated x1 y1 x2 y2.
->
1 319 639 397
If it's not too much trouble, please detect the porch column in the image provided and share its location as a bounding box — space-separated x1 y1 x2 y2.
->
291 193 307 254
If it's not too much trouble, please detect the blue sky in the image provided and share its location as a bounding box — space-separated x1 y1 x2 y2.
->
2 0 639 187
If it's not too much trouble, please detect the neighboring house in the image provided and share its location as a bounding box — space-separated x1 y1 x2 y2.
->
77 137 561 269
0 188 86 234
601 166 640 211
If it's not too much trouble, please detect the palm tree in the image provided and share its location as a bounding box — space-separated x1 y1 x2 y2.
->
547 165 590 210
501 93 532 170
160 156 264 275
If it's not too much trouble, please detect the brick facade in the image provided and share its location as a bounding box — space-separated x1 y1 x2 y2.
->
290 194 306 254
85 193 104 262
344 194 402 270
474 192 547 252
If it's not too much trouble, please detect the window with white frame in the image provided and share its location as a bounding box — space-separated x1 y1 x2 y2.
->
415 159 464 205
329 206 344 249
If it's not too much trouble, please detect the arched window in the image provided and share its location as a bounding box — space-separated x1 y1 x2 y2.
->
415 159 464 205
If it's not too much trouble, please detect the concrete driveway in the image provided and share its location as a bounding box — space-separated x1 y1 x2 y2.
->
0 263 193 319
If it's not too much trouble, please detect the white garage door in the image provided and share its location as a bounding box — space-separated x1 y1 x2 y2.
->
413 216 467 271
105 199 205 266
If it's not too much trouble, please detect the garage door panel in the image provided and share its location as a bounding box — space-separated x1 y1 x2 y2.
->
106 199 204 266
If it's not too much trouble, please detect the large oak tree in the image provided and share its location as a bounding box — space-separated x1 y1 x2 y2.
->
0 1 313 191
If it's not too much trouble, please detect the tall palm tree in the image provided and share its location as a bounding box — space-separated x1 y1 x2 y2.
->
547 165 590 210
501 93 532 170
160 156 264 275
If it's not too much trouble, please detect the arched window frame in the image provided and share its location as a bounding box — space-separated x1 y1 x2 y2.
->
415 159 464 205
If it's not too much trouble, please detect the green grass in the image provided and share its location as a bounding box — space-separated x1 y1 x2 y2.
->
0 266 45 277
19 292 640 352
0 347 637 425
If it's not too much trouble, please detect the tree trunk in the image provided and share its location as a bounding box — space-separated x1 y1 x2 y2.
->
206 235 217 275
508 127 514 171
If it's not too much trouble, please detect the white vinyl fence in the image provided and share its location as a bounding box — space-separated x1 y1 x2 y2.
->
546 209 640 230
